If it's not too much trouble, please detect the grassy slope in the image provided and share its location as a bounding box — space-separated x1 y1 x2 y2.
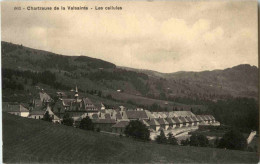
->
3 113 258 163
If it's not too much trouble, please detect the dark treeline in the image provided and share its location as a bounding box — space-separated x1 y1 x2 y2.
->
81 69 149 95
1 41 23 54
208 97 259 132
28 54 78 72
2 68 70 90
2 78 24 90
74 56 116 69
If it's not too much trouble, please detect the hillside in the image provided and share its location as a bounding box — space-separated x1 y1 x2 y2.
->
3 113 258 163
120 64 258 100
2 41 258 103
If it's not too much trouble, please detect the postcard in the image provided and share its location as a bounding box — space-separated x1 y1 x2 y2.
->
1 1 259 163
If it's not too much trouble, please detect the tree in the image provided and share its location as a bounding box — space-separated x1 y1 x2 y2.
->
214 138 220 148
42 111 52 122
79 116 94 131
98 91 102 97
181 139 189 146
61 113 74 126
156 130 167 144
218 129 247 150
190 134 209 147
189 134 199 146
197 134 209 147
167 132 178 145
124 120 150 141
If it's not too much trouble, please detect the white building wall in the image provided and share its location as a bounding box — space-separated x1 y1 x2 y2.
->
21 112 29 117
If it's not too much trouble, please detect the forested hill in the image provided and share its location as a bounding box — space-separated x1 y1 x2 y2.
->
1 41 258 101
122 64 258 100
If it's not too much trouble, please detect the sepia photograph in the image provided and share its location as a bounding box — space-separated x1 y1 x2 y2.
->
1 0 259 163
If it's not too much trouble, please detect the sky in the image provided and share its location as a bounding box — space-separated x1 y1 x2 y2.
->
1 1 258 73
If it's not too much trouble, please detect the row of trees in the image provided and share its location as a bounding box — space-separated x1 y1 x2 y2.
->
42 113 249 151
180 134 209 147
42 112 95 131
180 129 248 151
156 130 178 145
2 68 70 90
208 98 259 132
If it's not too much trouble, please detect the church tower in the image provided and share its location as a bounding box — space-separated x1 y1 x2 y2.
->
75 85 79 99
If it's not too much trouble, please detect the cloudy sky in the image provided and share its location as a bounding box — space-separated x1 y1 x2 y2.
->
1 1 258 73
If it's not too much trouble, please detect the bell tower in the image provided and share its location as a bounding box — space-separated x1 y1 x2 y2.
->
75 85 79 99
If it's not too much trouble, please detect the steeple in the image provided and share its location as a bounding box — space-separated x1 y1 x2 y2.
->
75 85 79 99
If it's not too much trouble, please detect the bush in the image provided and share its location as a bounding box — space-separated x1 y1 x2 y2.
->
218 129 247 150
167 132 178 145
156 130 167 144
79 116 94 131
61 113 74 126
96 127 101 132
42 111 52 122
189 134 209 147
124 120 150 141
181 139 189 146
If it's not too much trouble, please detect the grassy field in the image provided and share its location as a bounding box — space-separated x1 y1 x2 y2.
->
3 113 259 163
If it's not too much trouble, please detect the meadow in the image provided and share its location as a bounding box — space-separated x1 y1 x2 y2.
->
3 113 259 163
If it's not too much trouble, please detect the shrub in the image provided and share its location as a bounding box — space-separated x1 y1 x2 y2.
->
79 116 94 131
42 111 52 122
96 127 101 132
189 134 209 147
61 113 74 126
218 129 247 150
124 120 150 141
156 130 167 144
167 132 178 145
181 139 190 146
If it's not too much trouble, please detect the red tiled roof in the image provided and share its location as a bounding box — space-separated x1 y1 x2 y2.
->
208 115 215 120
82 98 94 105
179 117 189 123
157 118 169 125
172 117 181 124
172 111 195 117
62 99 75 106
92 119 116 124
147 119 160 126
141 120 150 127
105 113 111 119
196 115 204 121
125 111 148 119
30 110 45 115
39 92 52 102
185 117 194 123
116 113 122 119
3 104 29 113
199 115 209 121
191 116 199 122
112 121 129 128
92 114 99 119
166 118 176 124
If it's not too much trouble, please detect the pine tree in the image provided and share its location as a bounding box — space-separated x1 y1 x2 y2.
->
61 113 74 126
79 116 94 131
42 111 52 122
167 132 178 145
124 120 150 141
156 130 167 144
